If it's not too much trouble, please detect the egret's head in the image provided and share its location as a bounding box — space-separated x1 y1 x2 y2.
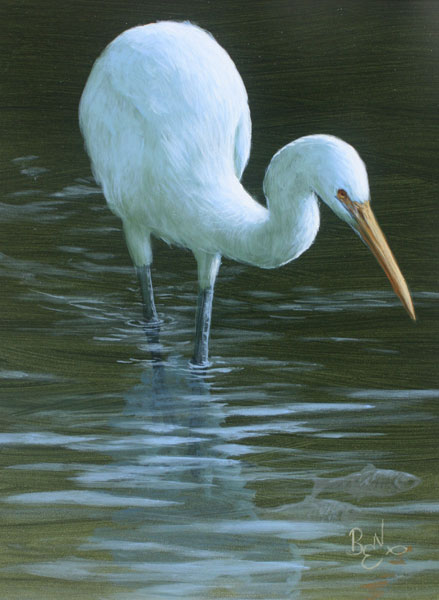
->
299 135 415 320
297 134 369 224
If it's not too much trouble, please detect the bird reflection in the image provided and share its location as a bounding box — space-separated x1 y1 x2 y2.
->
87 356 304 599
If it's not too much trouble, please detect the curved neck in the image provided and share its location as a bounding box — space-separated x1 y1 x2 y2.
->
208 147 320 269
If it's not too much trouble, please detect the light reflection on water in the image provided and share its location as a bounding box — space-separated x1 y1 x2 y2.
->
1 256 438 600
2 356 437 599
1 20 438 594
0 171 437 597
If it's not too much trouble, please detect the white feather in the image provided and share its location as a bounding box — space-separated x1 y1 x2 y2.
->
80 21 370 271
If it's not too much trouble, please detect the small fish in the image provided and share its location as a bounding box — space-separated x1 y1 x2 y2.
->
311 464 420 500
267 496 363 523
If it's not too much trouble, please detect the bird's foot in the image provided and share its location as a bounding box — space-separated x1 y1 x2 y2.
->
143 314 162 328
188 357 212 370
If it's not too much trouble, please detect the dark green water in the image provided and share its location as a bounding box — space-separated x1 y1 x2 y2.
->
1 1 438 598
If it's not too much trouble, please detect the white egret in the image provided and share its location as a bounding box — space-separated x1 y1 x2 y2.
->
79 21 415 366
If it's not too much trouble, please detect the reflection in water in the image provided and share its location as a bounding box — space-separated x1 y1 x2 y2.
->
4 360 307 598
2 0 439 594
3 352 431 598
88 361 305 598
1 151 437 598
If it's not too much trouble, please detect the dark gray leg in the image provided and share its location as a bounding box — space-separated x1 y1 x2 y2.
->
136 265 163 364
191 286 214 367
136 265 159 324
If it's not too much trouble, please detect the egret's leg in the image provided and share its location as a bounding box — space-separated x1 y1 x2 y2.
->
136 265 159 324
192 286 214 366
191 252 221 367
123 223 159 324
136 264 164 367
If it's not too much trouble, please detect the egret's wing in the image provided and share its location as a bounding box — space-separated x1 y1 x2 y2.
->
233 105 251 180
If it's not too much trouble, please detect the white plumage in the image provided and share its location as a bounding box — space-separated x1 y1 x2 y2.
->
79 21 415 365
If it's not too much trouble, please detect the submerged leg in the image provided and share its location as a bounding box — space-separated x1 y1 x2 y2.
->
136 264 159 324
136 264 163 364
191 252 221 367
192 287 214 366
123 222 162 362
137 265 163 364
123 223 159 324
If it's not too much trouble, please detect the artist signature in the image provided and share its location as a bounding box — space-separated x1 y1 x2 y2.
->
348 520 412 570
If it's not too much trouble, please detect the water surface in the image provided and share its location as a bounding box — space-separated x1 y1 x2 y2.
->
1 1 438 598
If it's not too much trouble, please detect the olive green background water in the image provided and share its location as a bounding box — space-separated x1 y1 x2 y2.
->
1 1 438 598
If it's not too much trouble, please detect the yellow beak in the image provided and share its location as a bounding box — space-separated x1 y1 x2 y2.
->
350 201 416 321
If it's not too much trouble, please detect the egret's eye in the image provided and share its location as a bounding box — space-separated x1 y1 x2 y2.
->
337 189 349 202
